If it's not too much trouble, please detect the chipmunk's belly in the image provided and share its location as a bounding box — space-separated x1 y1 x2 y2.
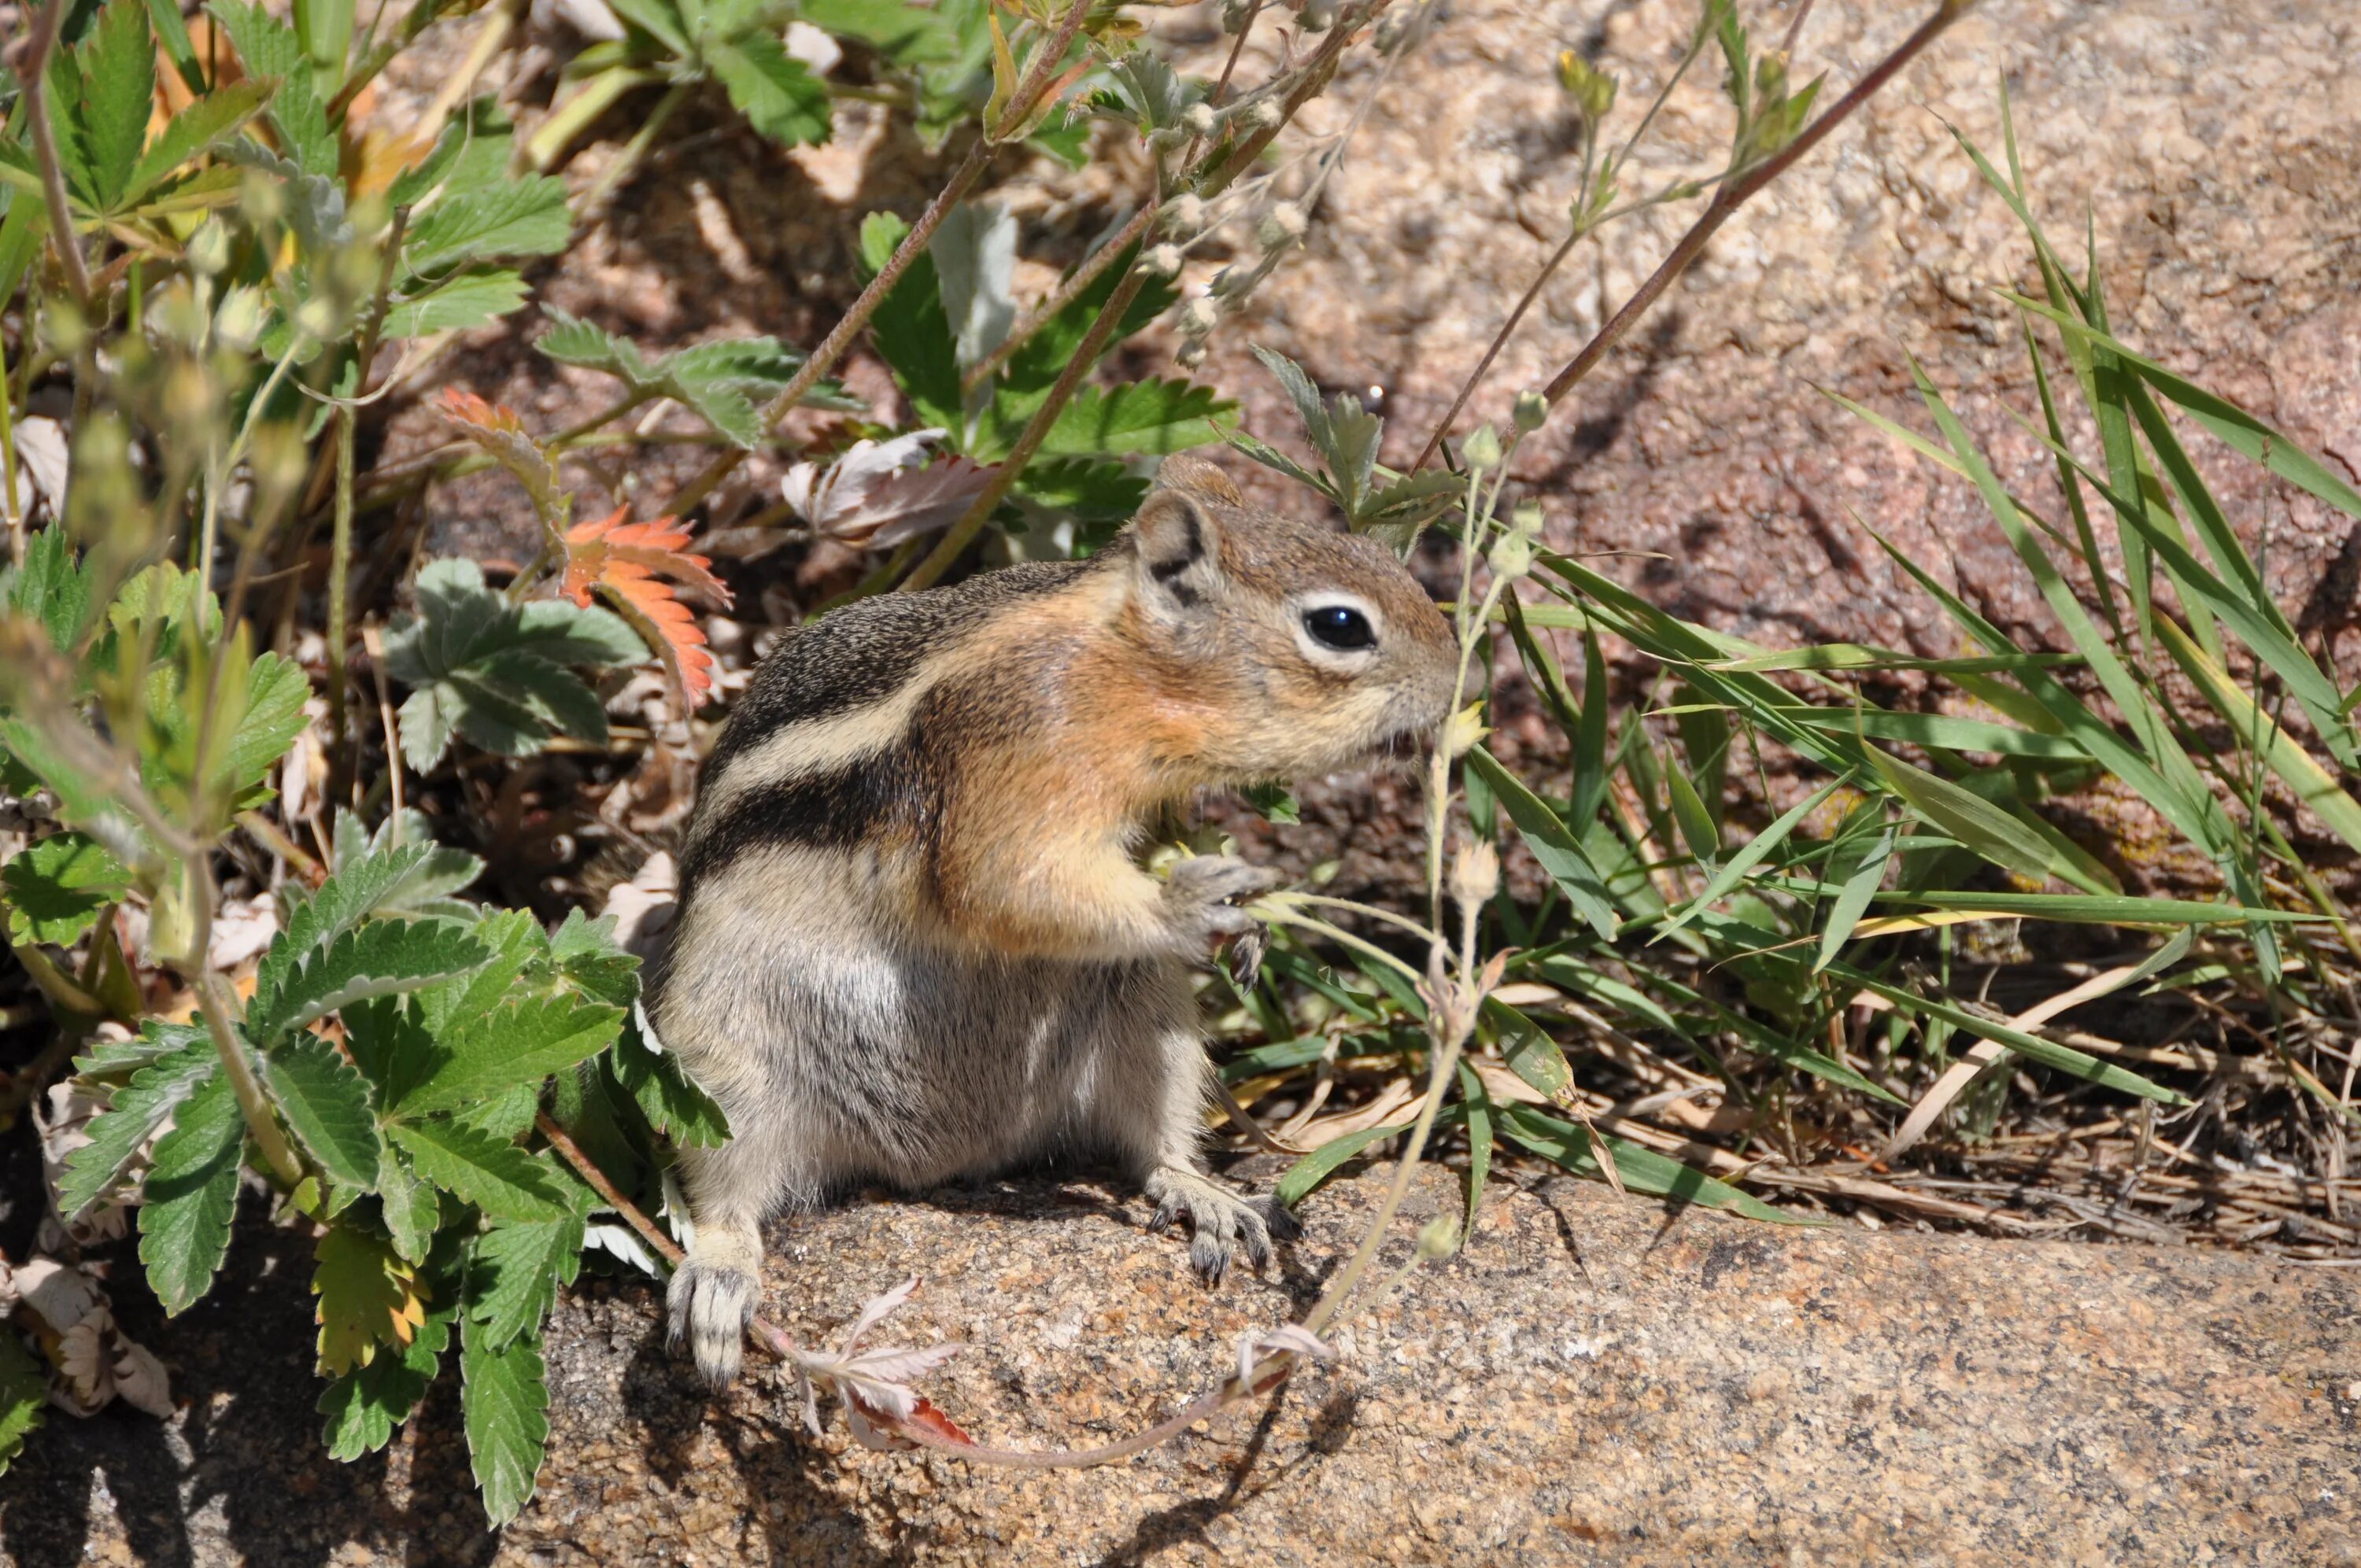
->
767 943 1187 1190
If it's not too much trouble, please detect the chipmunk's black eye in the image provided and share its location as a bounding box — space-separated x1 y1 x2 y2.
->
1302 604 1376 651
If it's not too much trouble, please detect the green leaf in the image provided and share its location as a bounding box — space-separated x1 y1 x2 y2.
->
708 33 832 145
2 524 98 655
467 1212 585 1352
395 992 624 1116
461 1319 550 1526
1457 1060 1492 1236
382 559 642 769
857 211 963 432
403 175 572 275
1465 747 1620 941
211 0 339 176
1864 746 2087 891
1497 1106 1803 1223
81 0 157 212
604 0 691 57
248 917 491 1046
0 1330 46 1477
226 651 310 800
264 1037 382 1188
2 832 133 946
1277 1122 1407 1208
320 1294 451 1459
139 1071 247 1314
56 1036 216 1222
376 1140 442 1263
607 1016 730 1146
382 268 533 338
387 1119 571 1219
1815 821 1894 972
124 78 272 206
1025 378 1231 460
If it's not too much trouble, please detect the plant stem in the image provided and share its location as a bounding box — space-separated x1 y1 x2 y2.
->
195 965 305 1188
1533 2 1975 413
327 0 456 122
531 67 669 178
20 0 92 304
326 209 408 782
662 137 995 520
578 79 693 219
961 201 1157 395
537 1112 682 1267
900 266 1151 592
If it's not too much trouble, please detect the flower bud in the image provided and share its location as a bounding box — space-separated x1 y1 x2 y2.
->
1162 194 1208 235
1297 0 1335 31
1181 102 1218 138
1449 838 1501 911
1513 389 1549 432
1175 340 1208 370
213 287 265 353
1461 422 1502 470
1487 527 1533 581
1257 201 1307 253
1210 264 1254 300
1140 244 1184 278
1415 1214 1461 1260
1242 99 1284 131
294 296 339 342
185 218 232 276
1179 295 1220 337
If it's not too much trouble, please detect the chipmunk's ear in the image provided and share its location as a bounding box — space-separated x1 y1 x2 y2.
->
1129 483 1225 614
1152 451 1243 505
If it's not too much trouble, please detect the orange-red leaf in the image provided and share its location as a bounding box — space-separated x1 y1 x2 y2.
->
561 507 733 709
436 389 565 520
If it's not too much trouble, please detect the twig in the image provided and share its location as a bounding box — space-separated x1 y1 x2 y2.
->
1533 2 1975 412
900 267 1151 592
326 208 409 784
537 1112 684 1267
663 0 1096 521
17 0 93 302
961 201 1157 394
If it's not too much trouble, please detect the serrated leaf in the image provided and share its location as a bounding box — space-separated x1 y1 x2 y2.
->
0 1330 46 1476
708 33 832 146
139 1071 247 1314
386 1119 571 1219
81 0 156 212
548 910 638 1006
227 651 309 799
461 1320 549 1526
382 268 532 339
534 308 647 380
434 391 564 518
376 1138 441 1263
396 992 624 1116
314 1221 428 1375
467 1213 585 1352
2 832 132 946
2 523 98 655
560 508 729 707
124 78 272 207
249 918 490 1046
264 1037 382 1188
403 175 572 275
607 1018 729 1146
857 212 963 432
320 1294 451 1459
56 1038 217 1221
211 0 338 176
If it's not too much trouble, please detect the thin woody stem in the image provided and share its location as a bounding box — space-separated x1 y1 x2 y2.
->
537 1112 685 1267
900 267 1152 592
18 0 92 303
961 201 1158 395
663 0 1096 521
1535 2 1973 411
1417 0 1973 467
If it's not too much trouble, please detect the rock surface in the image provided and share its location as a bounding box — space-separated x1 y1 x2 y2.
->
8 1165 2359 1565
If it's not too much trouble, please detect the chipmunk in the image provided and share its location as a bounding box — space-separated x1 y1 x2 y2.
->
651 452 1455 1385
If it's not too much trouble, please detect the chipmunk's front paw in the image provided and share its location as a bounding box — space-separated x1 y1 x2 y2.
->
1162 856 1281 953
1144 1166 1299 1286
668 1232 760 1387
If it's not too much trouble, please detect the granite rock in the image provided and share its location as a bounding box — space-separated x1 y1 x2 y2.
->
7 1166 2357 1565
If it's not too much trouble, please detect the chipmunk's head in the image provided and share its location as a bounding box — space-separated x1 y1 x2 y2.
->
1114 452 1456 780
